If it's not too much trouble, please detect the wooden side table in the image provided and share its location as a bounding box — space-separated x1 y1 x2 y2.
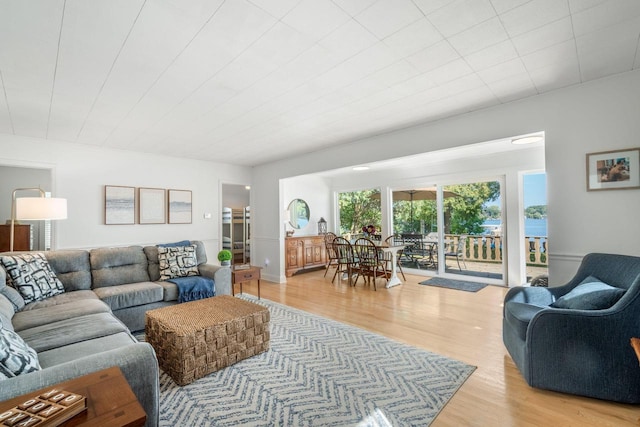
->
0 366 146 427
232 265 262 299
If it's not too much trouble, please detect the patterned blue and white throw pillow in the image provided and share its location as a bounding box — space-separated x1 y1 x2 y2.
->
0 318 41 380
0 253 65 304
157 245 200 281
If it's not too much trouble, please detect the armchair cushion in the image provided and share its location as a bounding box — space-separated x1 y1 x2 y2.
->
504 302 547 341
550 276 625 310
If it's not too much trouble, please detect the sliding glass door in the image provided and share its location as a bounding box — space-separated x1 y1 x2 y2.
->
388 179 505 282
442 180 504 281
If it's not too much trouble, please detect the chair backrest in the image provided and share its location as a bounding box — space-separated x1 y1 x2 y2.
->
568 253 640 291
384 235 402 246
353 238 382 266
333 236 354 262
401 233 425 252
324 232 338 258
324 232 336 245
456 235 467 253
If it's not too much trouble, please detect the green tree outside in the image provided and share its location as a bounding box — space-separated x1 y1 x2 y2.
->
525 205 547 219
443 182 501 235
338 189 381 235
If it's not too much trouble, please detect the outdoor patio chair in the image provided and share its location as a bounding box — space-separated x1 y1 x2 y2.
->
352 237 389 290
384 235 406 280
445 235 467 270
401 233 436 269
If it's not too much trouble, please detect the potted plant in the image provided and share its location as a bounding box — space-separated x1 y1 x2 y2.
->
217 249 232 266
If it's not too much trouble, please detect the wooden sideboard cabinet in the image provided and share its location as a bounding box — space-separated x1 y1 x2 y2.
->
0 224 30 252
285 236 327 277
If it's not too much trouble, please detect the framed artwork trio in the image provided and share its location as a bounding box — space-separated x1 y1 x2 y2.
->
104 185 192 225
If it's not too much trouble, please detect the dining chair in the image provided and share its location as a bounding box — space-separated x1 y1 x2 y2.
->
323 232 338 278
352 238 389 291
444 235 467 270
332 236 356 285
384 235 406 280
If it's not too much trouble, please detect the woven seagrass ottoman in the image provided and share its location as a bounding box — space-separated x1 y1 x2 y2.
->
145 295 270 386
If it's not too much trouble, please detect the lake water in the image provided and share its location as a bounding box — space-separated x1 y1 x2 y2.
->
483 218 547 237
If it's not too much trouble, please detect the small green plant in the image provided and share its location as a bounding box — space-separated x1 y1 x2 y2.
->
217 249 232 262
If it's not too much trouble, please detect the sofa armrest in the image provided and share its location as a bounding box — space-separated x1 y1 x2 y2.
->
0 343 159 427
199 263 231 296
525 306 640 402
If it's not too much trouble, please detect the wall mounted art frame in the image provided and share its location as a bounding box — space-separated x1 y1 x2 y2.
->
139 187 166 224
105 185 135 225
586 147 640 191
168 189 192 224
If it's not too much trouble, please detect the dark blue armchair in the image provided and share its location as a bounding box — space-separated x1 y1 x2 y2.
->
503 253 640 403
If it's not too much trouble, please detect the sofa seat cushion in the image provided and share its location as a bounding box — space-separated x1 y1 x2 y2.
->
20 290 99 312
12 299 111 332
37 332 137 368
504 301 547 341
92 282 163 311
157 281 178 302
19 312 128 353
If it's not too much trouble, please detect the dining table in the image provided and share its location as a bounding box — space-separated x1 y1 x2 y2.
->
378 244 405 288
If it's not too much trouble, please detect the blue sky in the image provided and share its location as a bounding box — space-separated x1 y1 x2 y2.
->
523 173 547 207
486 173 547 208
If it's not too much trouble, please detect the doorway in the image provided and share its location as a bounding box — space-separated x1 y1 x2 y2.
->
441 179 504 282
523 173 548 281
221 184 251 265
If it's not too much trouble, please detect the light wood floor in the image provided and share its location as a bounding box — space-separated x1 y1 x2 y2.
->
237 268 640 426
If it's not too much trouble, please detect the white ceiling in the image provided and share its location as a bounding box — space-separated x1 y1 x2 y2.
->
0 0 638 167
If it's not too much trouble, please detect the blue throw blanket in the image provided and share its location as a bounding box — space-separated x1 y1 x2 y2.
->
167 276 215 303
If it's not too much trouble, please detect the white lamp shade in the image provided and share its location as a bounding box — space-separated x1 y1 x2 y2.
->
15 197 67 220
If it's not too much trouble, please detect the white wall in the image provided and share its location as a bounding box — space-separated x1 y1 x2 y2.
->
0 134 251 260
253 70 640 285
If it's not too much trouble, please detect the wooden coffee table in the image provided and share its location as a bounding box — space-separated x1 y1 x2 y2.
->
0 366 146 427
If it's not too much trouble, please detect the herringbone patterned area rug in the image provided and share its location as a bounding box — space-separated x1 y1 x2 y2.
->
157 295 475 426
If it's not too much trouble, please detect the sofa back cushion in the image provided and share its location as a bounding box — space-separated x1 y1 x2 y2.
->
45 250 92 291
144 240 207 281
0 294 15 332
90 246 150 288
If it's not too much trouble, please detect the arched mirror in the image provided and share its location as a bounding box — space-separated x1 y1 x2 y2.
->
287 199 310 229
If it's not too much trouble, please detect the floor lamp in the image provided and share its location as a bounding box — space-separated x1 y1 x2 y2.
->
10 188 67 251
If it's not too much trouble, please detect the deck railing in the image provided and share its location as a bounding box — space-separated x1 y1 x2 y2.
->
445 234 548 266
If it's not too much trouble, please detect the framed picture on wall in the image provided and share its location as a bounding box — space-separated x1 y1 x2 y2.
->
586 148 640 191
168 189 192 224
105 185 135 225
139 188 166 224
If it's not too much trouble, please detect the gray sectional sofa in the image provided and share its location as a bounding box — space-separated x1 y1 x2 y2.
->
0 240 231 427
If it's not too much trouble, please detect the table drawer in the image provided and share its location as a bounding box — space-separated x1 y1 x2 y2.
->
235 270 259 282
